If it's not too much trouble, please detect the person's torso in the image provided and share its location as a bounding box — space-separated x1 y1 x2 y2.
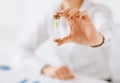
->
36 0 111 80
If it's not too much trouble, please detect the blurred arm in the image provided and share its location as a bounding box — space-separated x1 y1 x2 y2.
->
15 13 50 74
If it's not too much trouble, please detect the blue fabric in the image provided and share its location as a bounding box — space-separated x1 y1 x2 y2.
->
33 81 39 83
0 66 11 71
20 79 28 83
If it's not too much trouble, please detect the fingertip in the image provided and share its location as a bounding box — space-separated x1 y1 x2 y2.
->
68 17 72 20
56 39 66 46
56 41 63 46
59 12 63 16
71 75 75 78
78 13 83 19
69 74 74 79
57 43 61 46
56 12 60 15
55 11 63 17
56 36 72 46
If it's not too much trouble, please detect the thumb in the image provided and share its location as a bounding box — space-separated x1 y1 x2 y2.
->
57 35 72 46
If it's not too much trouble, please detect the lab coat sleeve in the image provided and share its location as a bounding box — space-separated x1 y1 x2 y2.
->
15 13 50 75
91 4 113 47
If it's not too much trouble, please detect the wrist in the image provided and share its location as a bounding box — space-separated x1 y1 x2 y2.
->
90 33 104 47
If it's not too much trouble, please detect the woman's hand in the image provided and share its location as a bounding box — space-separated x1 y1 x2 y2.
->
42 66 74 80
56 8 103 46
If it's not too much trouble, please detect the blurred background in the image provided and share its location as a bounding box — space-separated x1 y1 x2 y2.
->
0 0 120 83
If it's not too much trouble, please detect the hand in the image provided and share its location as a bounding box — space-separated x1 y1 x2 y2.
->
56 8 103 46
42 66 74 80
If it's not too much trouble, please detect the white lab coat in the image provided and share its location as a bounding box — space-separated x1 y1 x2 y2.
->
15 0 113 81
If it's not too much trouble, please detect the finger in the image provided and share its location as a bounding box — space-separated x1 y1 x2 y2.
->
56 67 68 80
62 67 71 79
52 72 58 79
60 67 68 80
68 19 84 40
58 66 68 80
60 67 69 80
84 15 93 26
63 67 74 79
68 9 80 19
57 72 65 80
53 71 63 80
58 8 71 18
55 11 60 15
67 8 76 19
62 8 71 18
79 11 88 19
68 72 74 79
68 19 83 33
57 35 72 46
70 20 87 41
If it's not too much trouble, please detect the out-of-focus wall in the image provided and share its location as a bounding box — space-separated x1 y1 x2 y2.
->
92 0 120 23
0 0 24 52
